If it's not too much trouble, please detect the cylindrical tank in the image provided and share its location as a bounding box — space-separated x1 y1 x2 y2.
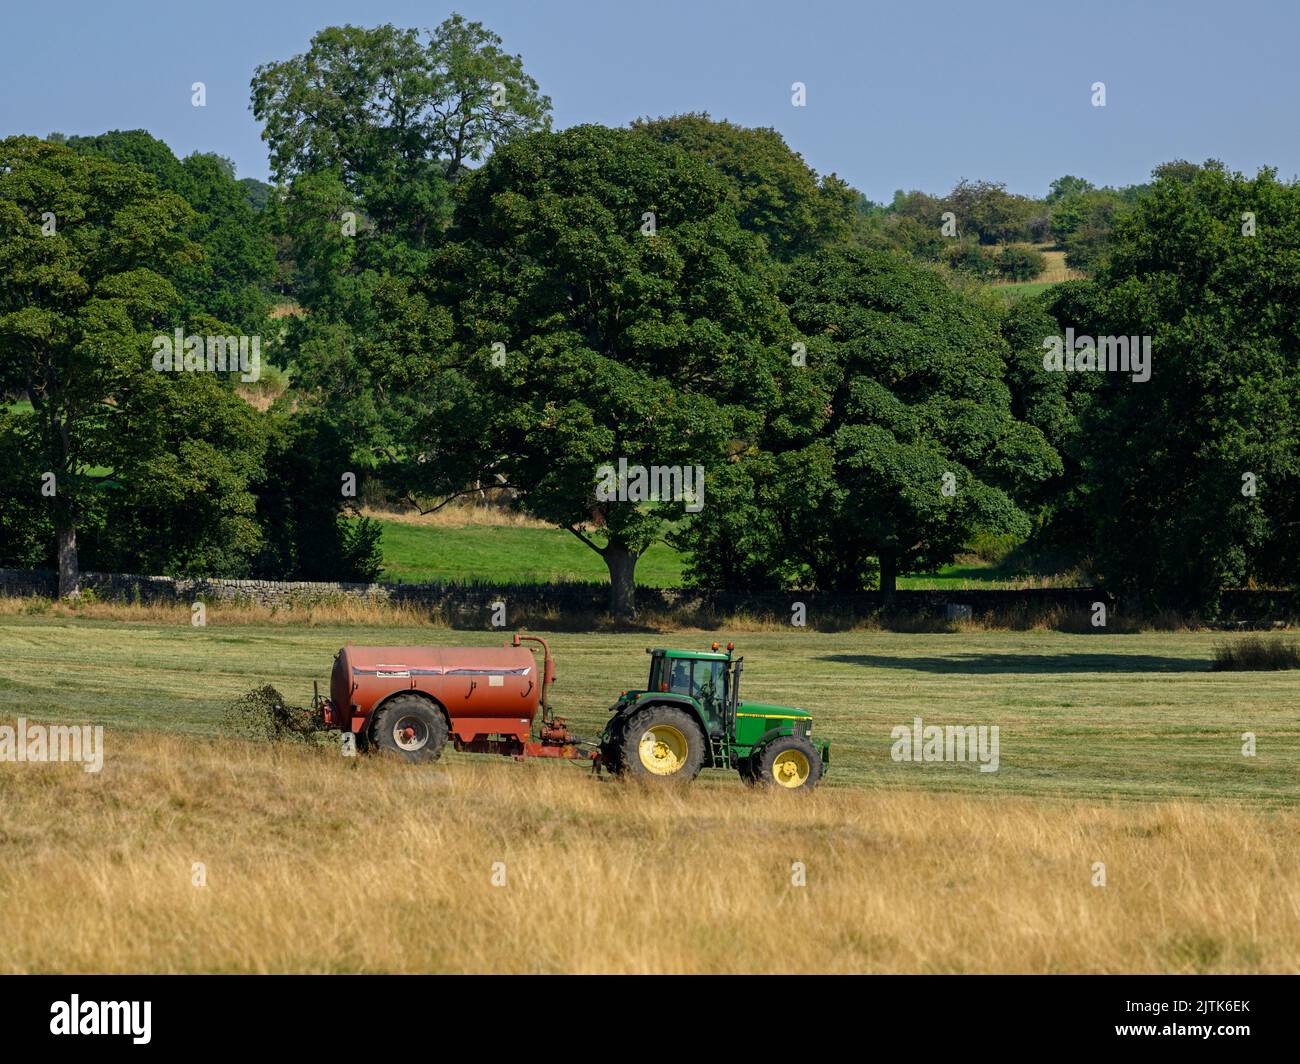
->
331 644 543 742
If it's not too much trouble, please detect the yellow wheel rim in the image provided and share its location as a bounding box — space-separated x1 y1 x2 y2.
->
638 724 689 775
771 749 811 788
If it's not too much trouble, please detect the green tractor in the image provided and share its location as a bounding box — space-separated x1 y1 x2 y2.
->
599 643 829 789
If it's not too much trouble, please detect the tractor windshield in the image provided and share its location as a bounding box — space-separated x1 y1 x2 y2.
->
650 656 727 705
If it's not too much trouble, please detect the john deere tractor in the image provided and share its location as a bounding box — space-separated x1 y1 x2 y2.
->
599 643 829 789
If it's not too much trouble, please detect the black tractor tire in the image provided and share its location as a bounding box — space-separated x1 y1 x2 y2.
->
371 695 449 763
614 704 706 783
752 735 823 790
737 753 758 786
599 715 628 775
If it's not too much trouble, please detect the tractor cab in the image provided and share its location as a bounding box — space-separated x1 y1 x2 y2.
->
647 644 735 735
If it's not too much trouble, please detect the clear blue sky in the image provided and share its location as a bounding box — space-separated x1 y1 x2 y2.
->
2 0 1297 201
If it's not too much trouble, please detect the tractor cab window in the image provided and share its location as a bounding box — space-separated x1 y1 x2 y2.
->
694 660 727 735
668 661 689 691
649 655 666 692
695 661 725 705
651 657 695 695
649 656 727 709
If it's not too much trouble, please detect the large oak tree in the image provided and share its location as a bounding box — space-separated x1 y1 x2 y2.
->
679 245 1062 594
387 124 794 616
0 137 266 594
1048 162 1300 611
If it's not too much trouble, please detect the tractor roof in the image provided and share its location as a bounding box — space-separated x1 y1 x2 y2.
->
649 647 731 662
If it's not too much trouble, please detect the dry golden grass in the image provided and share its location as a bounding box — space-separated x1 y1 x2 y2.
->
233 385 282 412
0 594 1245 634
2 730 1296 973
986 245 1086 286
1212 634 1300 670
361 498 549 528
0 595 449 628
1033 247 1087 283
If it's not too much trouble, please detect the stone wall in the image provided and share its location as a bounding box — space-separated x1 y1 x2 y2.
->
1 567 1293 623
0 567 1108 615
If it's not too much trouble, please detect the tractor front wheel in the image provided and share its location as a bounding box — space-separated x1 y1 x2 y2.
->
752 736 823 790
614 705 706 782
372 695 448 763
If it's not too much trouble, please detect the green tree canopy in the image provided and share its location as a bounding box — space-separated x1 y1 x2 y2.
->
632 113 857 260
944 179 1042 245
1052 161 1300 611
1046 175 1096 204
59 130 274 333
254 15 553 471
1049 188 1127 272
0 136 269 593
251 16 551 242
382 124 794 615
680 246 1062 594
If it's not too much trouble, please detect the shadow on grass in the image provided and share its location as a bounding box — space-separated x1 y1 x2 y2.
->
820 652 1208 674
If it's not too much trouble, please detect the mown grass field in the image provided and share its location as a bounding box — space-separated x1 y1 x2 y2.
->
2 614 1297 973
1 616 1296 802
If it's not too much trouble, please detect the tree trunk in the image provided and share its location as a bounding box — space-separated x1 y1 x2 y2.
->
878 548 897 601
57 524 80 599
603 543 639 621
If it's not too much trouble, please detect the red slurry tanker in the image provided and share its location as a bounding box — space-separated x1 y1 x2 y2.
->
320 635 586 761
316 634 828 789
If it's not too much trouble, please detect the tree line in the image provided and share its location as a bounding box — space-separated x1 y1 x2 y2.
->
1 15 1296 617
857 171 1161 279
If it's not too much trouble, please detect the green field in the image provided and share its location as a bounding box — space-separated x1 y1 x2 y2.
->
2 617 1295 803
376 520 686 585
375 518 1049 589
989 280 1057 304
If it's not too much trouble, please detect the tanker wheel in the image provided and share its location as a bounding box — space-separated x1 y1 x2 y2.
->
372 695 448 764
617 705 705 783
753 735 823 791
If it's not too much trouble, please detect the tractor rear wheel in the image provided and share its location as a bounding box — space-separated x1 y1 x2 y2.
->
372 695 448 763
615 705 706 782
753 735 823 790
600 715 627 775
